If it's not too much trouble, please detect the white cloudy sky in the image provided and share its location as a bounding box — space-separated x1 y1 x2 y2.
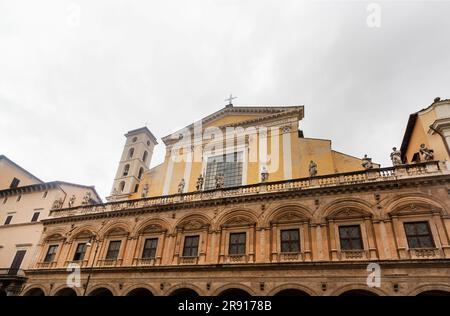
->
1 0 449 199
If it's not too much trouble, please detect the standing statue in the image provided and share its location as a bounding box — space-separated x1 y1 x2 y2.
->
196 174 204 191
68 195 76 207
141 183 149 198
215 174 224 189
309 160 318 177
81 192 92 205
52 198 63 210
361 154 373 169
178 178 185 194
419 144 434 161
390 147 402 166
261 166 269 183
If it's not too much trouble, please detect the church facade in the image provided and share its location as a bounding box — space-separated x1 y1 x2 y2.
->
20 99 450 296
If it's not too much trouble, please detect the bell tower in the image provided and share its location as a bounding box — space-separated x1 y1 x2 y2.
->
108 127 158 201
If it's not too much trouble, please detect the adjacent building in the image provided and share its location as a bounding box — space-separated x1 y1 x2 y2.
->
0 156 101 296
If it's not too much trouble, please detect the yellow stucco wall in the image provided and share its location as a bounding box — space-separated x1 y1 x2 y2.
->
130 109 370 199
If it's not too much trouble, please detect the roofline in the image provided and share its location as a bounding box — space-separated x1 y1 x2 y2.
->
0 155 44 184
161 105 304 144
0 180 102 202
125 127 158 145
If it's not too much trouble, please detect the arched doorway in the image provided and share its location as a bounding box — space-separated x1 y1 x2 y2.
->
274 289 310 296
169 288 199 297
339 289 378 296
23 288 45 296
218 288 252 298
417 290 450 296
88 288 113 296
54 288 77 296
126 288 154 296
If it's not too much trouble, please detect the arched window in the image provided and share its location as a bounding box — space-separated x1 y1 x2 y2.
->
128 148 134 159
119 181 125 192
142 151 148 162
138 167 144 179
123 164 130 176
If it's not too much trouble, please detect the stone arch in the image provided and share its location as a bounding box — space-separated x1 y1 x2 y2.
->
383 194 447 217
43 229 67 242
212 283 256 296
68 225 98 242
134 218 171 236
122 284 158 296
214 208 259 230
87 284 117 296
99 221 133 239
409 284 450 296
22 286 46 296
165 283 204 296
53 287 78 296
268 283 316 296
173 213 212 233
331 284 386 296
263 204 313 227
321 198 376 221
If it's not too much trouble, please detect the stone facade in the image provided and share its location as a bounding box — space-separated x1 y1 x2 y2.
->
22 161 450 296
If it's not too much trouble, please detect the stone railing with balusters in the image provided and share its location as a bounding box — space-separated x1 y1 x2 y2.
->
48 161 447 219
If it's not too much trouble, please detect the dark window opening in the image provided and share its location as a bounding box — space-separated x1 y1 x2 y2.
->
10 178 20 189
4 215 13 225
281 229 300 253
31 212 40 222
105 240 121 260
339 225 363 250
142 238 158 259
73 243 87 261
182 235 199 257
404 221 435 249
44 245 58 262
229 232 246 255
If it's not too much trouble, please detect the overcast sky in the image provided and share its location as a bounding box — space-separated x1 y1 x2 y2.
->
1 0 449 199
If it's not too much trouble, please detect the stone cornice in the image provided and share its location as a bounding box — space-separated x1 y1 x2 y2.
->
45 164 450 225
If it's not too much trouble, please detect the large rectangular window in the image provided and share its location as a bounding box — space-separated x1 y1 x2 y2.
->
44 245 58 262
105 241 121 260
404 221 435 249
229 232 246 255
182 235 199 257
204 152 243 190
281 229 300 253
10 177 20 189
142 238 158 259
339 225 363 250
73 243 87 261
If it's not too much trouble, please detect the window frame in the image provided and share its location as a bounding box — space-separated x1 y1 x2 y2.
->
280 229 301 253
73 242 88 261
4 215 13 225
404 221 435 249
142 238 158 259
31 212 40 222
182 235 200 258
44 245 59 263
105 240 122 260
228 232 247 255
338 225 364 251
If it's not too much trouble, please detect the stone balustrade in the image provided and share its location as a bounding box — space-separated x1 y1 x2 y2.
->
49 161 447 219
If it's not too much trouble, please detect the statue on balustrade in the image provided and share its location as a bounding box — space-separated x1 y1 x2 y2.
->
81 192 92 205
309 160 318 177
215 174 225 189
362 154 373 169
419 144 434 161
261 166 269 183
141 183 149 198
51 198 63 210
68 195 76 207
196 174 204 191
178 178 185 194
390 147 402 166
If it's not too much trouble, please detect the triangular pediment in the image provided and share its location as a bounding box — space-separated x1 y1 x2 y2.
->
162 105 304 144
